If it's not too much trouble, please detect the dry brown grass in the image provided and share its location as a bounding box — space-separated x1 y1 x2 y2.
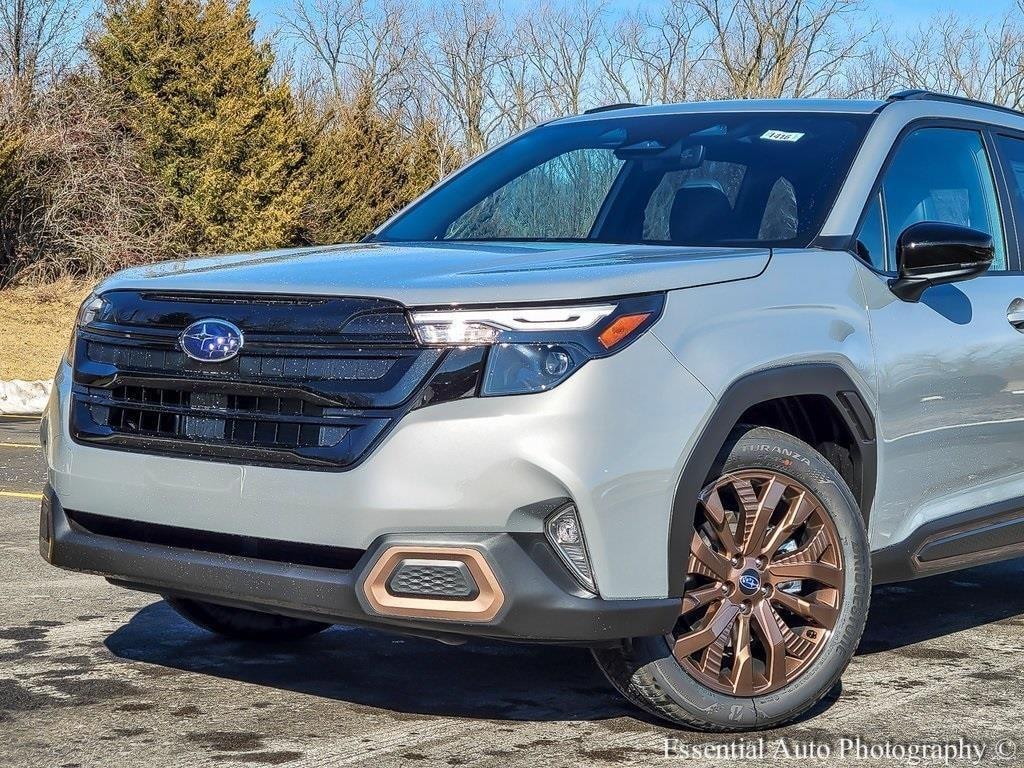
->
0 279 92 380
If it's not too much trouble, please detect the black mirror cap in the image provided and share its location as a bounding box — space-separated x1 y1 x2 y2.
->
889 221 995 302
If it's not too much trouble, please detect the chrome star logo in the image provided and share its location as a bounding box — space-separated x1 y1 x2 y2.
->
179 319 244 362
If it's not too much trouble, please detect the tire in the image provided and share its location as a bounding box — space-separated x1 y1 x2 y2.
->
593 425 871 731
165 596 331 642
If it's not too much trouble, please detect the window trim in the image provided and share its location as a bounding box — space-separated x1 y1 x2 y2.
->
849 117 1020 276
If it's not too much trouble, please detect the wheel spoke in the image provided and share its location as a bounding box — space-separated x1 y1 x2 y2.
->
732 477 760 546
729 613 755 694
760 491 816 558
699 623 731 678
741 476 786 555
673 601 740 660
688 533 732 581
772 526 831 566
753 602 789 688
681 583 723 615
700 488 740 553
772 589 839 628
769 561 843 589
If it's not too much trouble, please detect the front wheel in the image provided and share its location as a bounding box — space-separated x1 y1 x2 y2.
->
593 426 871 731
165 597 331 642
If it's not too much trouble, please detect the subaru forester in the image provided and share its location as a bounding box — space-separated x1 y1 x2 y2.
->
41 90 1024 730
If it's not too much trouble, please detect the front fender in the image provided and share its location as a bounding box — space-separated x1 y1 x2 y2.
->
665 363 877 596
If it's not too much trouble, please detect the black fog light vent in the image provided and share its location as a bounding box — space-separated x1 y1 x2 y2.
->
385 559 480 600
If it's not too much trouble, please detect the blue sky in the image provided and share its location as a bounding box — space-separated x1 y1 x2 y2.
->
246 0 1004 35
869 0 963 27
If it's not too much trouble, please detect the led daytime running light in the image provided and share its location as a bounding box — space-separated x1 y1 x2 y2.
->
411 304 616 345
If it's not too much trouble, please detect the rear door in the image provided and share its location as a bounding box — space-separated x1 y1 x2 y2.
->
858 124 1024 549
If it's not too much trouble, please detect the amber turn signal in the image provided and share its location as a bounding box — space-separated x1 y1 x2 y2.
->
597 313 651 349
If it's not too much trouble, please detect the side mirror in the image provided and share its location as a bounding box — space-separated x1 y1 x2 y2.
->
889 221 994 302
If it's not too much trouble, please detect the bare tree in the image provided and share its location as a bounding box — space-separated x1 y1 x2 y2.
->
600 0 712 104
840 41 898 99
284 0 420 110
496 20 545 133
695 0 874 99
2 79 177 283
520 0 606 116
416 0 511 156
884 9 1024 109
0 0 82 109
405 91 464 177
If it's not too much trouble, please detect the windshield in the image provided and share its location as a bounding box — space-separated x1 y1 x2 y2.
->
374 111 873 248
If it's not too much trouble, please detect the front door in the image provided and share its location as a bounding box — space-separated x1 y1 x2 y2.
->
858 125 1024 549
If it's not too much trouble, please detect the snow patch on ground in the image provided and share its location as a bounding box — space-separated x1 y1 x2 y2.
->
0 379 52 415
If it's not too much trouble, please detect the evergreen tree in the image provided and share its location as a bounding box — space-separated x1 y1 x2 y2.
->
299 92 453 244
90 0 306 254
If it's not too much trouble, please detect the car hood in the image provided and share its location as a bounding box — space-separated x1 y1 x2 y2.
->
97 241 771 306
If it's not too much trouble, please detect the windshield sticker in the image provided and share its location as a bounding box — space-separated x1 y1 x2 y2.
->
761 130 805 142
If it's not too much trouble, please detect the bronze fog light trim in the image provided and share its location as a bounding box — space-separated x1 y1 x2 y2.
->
362 545 505 622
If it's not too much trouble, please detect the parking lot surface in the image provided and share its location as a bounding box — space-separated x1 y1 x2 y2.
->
1 414 1023 767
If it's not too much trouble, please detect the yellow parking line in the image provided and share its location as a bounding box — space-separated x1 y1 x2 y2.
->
0 414 40 420
0 442 39 449
0 490 42 500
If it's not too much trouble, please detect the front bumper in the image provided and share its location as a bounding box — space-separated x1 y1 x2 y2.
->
47 330 715 600
40 487 680 643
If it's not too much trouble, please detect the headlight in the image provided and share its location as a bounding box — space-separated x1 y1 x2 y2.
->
76 293 109 327
66 292 110 365
483 343 585 395
409 294 664 396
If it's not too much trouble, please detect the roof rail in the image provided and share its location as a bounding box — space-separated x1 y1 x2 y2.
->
885 89 1024 118
583 103 642 115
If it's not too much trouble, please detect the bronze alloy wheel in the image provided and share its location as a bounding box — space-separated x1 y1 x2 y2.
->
674 469 845 697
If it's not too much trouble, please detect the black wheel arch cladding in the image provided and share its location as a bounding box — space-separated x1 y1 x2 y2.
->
666 363 876 596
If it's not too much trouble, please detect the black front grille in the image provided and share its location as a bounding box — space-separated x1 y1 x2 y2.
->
68 290 480 470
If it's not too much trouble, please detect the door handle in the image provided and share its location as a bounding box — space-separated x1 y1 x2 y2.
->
1008 298 1024 329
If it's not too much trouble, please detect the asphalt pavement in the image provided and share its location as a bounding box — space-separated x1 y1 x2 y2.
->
1 414 1022 767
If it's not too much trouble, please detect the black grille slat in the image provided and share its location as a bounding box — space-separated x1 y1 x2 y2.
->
88 341 399 382
85 385 355 448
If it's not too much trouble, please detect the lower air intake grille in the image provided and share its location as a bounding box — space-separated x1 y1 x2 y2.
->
386 559 480 600
66 509 365 570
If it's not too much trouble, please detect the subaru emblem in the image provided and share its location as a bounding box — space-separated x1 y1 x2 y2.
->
179 319 244 362
738 571 762 595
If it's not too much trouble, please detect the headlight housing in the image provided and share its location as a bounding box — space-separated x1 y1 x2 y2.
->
66 291 111 365
410 294 664 396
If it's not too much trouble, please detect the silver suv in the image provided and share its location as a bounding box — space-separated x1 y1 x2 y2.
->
41 90 1024 731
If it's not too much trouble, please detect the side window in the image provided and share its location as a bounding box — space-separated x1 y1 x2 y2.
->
445 149 622 240
995 134 1024 247
881 127 1006 270
856 192 886 271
